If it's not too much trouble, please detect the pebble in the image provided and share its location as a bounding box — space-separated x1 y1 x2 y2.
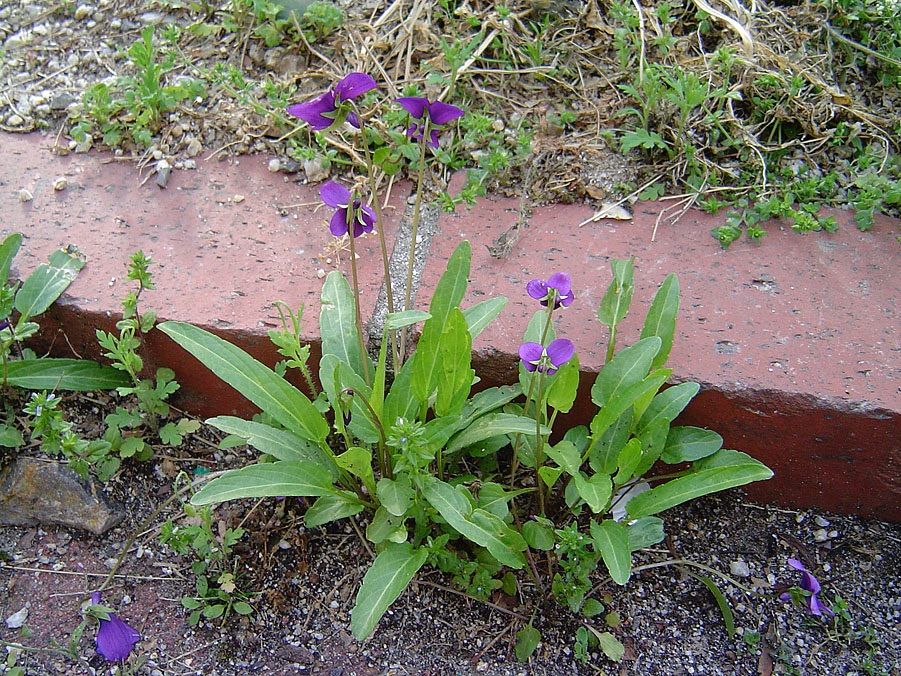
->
74 4 93 20
813 528 829 542
730 560 750 577
303 156 330 182
18 188 33 202
268 158 282 173
183 159 196 170
814 515 830 527
233 194 245 203
5 607 28 629
6 114 24 127
185 137 202 158
155 159 172 188
53 176 67 191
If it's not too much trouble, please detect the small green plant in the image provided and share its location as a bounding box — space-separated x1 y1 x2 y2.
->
160 503 254 625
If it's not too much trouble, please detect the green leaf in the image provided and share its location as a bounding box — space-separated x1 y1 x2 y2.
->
319 356 378 444
233 601 253 616
597 259 634 329
689 573 735 638
546 353 580 413
384 309 431 330
203 604 225 619
522 519 555 551
376 476 414 517
366 506 407 544
632 418 670 478
519 309 555 395
637 382 700 432
412 241 471 405
544 440 582 476
158 422 182 446
588 411 631 475
351 542 428 640
383 355 418 426
477 482 531 520
205 416 338 478
661 426 724 464
0 423 24 448
0 233 22 287
119 436 145 458
191 461 337 505
4 359 129 391
158 321 328 443
620 128 667 152
320 271 369 380
515 624 541 661
587 370 668 445
627 451 774 518
538 465 564 489
446 413 549 455
587 627 625 662
435 308 474 417
304 493 364 527
421 477 526 569
627 516 665 551
336 446 376 496
14 248 85 320
590 520 632 585
462 296 507 339
574 473 613 513
591 337 661 407
613 438 642 485
640 273 680 369
582 598 604 618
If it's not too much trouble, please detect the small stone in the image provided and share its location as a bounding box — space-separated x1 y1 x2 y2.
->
183 159 196 170
827 529 838 539
49 92 76 111
74 4 93 20
0 458 123 535
53 176 67 191
6 114 24 127
75 135 93 153
18 188 33 202
730 560 751 578
5 607 28 629
814 515 830 527
155 159 172 188
316 268 326 279
185 137 202 158
278 158 301 174
268 158 281 173
233 194 245 203
303 156 330 183
813 528 829 542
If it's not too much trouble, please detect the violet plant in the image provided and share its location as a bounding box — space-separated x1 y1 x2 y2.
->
155 73 773 659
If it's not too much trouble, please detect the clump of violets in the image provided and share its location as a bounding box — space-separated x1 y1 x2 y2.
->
287 72 377 130
396 97 465 148
780 558 834 618
527 272 574 309
320 181 375 238
519 339 575 375
90 592 141 662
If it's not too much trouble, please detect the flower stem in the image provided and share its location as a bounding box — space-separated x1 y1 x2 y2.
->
400 119 430 362
346 229 372 386
354 108 400 371
534 372 547 516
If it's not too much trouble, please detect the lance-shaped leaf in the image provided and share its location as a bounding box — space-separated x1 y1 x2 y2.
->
191 461 337 505
627 516 666 551
421 478 526 569
0 233 23 287
435 308 474 417
574 472 613 513
384 309 431 330
351 542 428 640
446 413 550 455
206 416 338 479
304 493 365 528
597 258 634 329
4 358 129 391
477 482 532 520
377 476 414 517
463 296 507 339
590 519 632 585
14 249 84 321
626 450 773 518
546 354 580 413
587 369 669 446
661 426 723 464
412 241 471 405
637 381 700 433
320 271 369 380
640 273 680 370
159 321 328 443
591 337 660 407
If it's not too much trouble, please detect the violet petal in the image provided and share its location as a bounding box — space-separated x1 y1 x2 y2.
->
320 181 350 208
519 342 543 372
786 558 806 571
96 614 140 662
428 100 465 125
286 91 336 130
526 279 548 301
545 338 575 367
547 272 572 298
428 129 441 148
359 204 376 231
334 72 377 101
329 208 350 237
396 96 429 119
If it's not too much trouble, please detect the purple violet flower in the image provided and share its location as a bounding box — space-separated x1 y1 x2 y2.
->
320 181 376 238
779 558 834 617
0 318 10 332
91 592 141 662
396 97 465 148
527 272 574 309
286 72 377 130
519 338 575 375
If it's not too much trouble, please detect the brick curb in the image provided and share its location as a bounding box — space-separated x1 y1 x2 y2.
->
3 132 898 520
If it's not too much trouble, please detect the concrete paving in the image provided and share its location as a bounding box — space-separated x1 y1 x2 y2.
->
2 132 898 519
